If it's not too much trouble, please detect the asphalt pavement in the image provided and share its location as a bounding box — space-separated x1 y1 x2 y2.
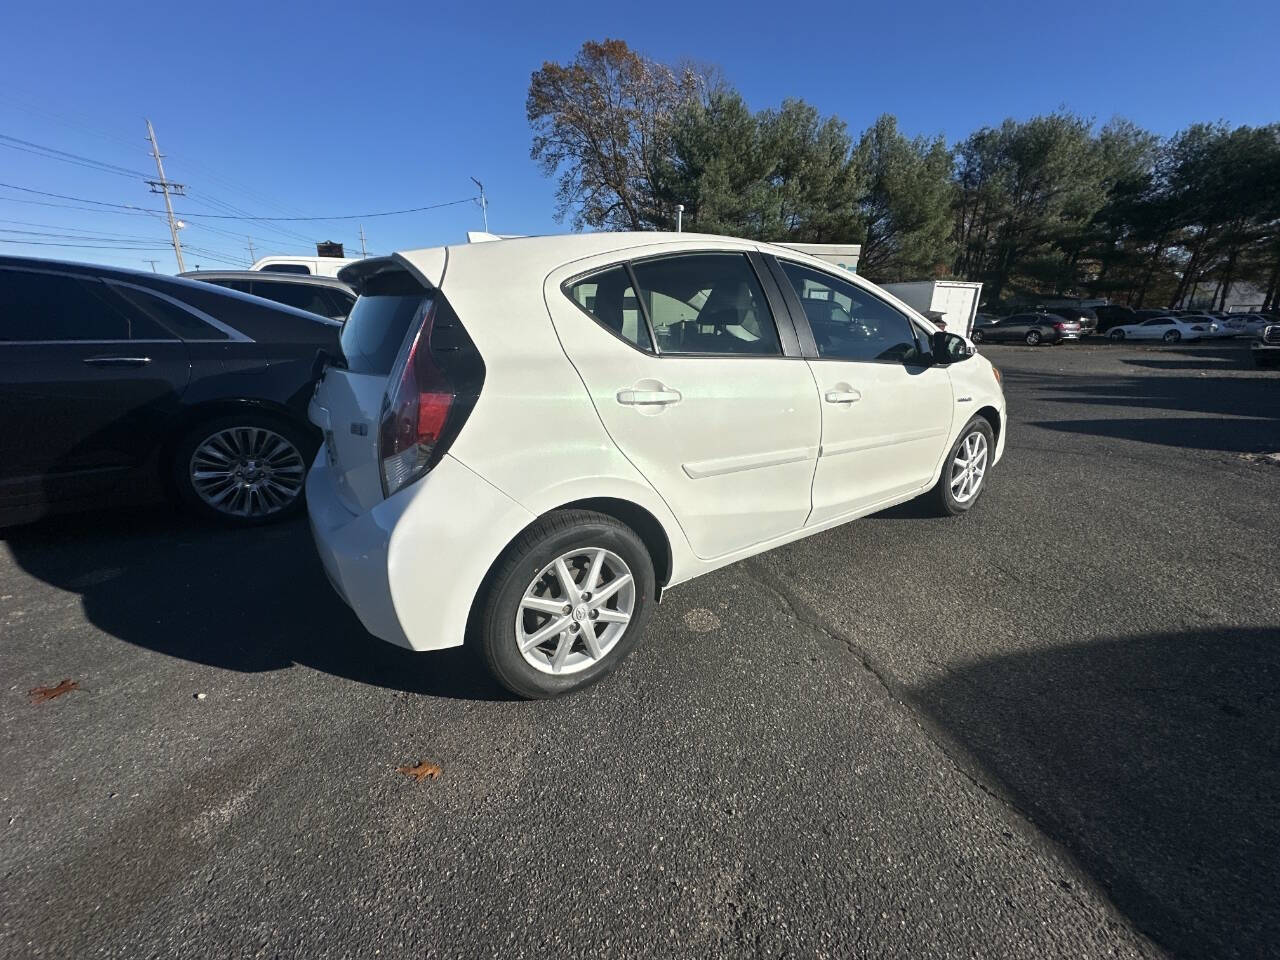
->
2 338 1277 959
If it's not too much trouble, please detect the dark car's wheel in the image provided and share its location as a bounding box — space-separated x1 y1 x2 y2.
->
479 510 656 699
1025 329 1042 346
925 417 995 517
172 413 314 525
1110 329 1126 340
971 329 984 343
1163 330 1181 343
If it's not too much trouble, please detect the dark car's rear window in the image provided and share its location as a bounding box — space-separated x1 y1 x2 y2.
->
339 295 428 374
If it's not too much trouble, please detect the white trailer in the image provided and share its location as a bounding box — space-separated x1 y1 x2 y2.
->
879 280 983 337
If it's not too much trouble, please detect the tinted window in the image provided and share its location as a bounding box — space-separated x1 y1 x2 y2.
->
780 261 922 363
340 294 427 374
110 284 226 340
566 266 652 352
0 268 149 341
251 280 339 318
629 253 780 356
261 263 311 275
210 279 254 294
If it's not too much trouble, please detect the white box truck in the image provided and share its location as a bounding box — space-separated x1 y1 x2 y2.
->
879 280 983 337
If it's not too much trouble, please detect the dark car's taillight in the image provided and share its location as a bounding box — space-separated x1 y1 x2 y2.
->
1053 322 1066 331
377 296 484 498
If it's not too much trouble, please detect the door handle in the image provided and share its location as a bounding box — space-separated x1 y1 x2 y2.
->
824 389 862 404
83 356 151 367
617 387 682 406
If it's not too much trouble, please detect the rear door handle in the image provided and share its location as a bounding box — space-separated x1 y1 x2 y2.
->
83 356 151 367
824 389 861 404
617 388 682 406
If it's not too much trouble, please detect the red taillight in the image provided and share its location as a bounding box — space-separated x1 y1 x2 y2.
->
1054 322 1066 331
378 301 456 497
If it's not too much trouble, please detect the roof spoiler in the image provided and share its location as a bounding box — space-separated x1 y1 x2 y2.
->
338 251 445 294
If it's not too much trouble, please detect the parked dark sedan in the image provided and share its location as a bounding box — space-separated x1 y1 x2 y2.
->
972 312 1080 345
0 256 340 527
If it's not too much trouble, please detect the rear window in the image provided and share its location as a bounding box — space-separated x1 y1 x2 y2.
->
261 263 311 275
340 294 428 374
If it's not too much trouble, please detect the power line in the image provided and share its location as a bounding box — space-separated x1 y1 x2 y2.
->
0 181 477 222
0 134 151 179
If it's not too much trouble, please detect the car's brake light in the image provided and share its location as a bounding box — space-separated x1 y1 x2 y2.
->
1054 322 1066 331
378 300 456 497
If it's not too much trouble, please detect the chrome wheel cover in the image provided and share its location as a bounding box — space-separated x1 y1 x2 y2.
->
950 431 989 505
515 547 635 675
189 426 305 518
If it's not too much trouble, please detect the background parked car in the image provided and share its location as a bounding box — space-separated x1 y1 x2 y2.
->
180 270 356 321
972 312 1079 345
0 256 340 527
1034 304 1097 336
1107 316 1206 342
1094 304 1138 332
1251 323 1280 368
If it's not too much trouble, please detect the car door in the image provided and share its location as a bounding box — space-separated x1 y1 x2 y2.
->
992 317 1026 342
545 248 820 560
771 258 954 524
1138 318 1172 339
0 266 189 511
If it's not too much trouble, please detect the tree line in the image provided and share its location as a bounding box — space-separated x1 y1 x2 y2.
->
528 40 1280 311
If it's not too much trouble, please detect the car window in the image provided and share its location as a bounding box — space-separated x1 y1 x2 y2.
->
779 260 922 363
260 263 311 275
110 284 226 340
565 266 652 352
630 253 781 356
209 279 254 294
339 293 429 375
251 280 336 317
1145 319 1172 326
0 268 159 341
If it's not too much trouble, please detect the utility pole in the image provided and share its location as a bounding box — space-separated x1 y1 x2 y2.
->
145 119 186 272
359 224 368 258
247 236 256 262
144 259 159 273
470 177 489 232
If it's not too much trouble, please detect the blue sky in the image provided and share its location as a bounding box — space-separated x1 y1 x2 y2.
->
3 0 1277 273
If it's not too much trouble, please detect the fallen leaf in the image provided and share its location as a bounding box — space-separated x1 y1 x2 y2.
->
397 760 442 782
29 679 79 704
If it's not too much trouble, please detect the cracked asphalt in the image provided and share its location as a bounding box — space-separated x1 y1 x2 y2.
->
2 338 1277 959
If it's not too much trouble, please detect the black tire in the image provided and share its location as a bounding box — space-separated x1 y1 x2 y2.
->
1025 329 1042 346
171 412 315 526
924 417 996 517
971 329 984 343
1163 330 1181 343
479 510 657 699
1110 329 1126 340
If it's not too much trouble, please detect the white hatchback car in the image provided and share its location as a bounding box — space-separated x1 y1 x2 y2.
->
307 234 1006 698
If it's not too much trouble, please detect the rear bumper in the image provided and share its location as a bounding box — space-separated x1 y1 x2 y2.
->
306 452 535 652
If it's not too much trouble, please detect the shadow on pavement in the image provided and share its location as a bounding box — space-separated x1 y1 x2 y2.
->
2 509 510 702
1030 415 1278 454
915 627 1280 960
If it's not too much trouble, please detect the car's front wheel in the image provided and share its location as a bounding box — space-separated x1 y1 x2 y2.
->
925 417 995 516
479 510 656 699
1025 330 1042 345
1163 330 1181 343
1110 329 1126 340
172 413 313 525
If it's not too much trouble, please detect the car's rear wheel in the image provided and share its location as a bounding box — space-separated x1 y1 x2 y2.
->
1110 329 1126 340
172 413 313 525
479 510 656 699
1025 330 1042 345
1163 330 1181 343
925 417 994 516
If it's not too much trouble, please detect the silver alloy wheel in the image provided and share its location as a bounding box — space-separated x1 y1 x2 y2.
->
189 426 305 518
950 431 989 505
515 547 635 675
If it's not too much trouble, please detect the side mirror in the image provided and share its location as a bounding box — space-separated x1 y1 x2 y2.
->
931 330 975 365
